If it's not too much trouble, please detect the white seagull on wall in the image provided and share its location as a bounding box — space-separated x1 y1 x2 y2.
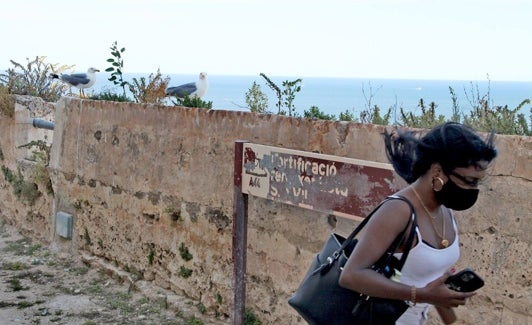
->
165 72 208 99
51 67 100 98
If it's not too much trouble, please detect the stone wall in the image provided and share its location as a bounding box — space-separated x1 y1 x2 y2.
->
0 96 55 244
0 96 530 324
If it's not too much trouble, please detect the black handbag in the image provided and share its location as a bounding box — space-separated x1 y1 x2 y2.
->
288 195 417 325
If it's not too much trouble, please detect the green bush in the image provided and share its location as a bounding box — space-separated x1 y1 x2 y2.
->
338 109 356 121
4 167 41 206
184 318 203 325
304 106 335 120
462 99 531 136
390 79 531 135
171 95 212 109
245 308 262 325
361 105 392 126
89 90 132 102
179 265 193 278
245 81 269 113
400 99 446 129
17 140 53 194
179 243 193 261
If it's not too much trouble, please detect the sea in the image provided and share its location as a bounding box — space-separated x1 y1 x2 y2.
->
94 73 531 121
2 69 526 120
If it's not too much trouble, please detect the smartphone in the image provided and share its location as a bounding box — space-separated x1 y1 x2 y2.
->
445 268 484 292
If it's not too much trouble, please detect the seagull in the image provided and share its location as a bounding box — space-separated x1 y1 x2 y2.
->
166 72 208 99
50 67 100 98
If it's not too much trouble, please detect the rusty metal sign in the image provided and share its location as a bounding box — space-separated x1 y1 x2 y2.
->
241 143 401 220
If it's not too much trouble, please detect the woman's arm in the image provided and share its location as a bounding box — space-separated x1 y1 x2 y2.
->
338 198 414 300
338 199 476 307
435 305 457 324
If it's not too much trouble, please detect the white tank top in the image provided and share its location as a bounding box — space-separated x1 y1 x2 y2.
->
395 215 460 287
394 214 460 324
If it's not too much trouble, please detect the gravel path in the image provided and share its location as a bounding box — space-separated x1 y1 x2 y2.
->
0 219 228 325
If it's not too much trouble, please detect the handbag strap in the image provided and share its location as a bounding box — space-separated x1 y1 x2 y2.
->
314 195 416 276
378 196 417 272
331 195 417 269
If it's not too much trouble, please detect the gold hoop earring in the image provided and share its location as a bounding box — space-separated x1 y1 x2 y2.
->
432 177 444 192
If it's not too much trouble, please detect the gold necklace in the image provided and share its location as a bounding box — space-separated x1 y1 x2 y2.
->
411 186 449 248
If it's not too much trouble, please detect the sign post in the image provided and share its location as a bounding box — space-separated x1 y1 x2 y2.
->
232 140 248 325
232 142 403 323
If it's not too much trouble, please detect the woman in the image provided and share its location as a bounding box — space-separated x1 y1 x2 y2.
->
339 122 497 324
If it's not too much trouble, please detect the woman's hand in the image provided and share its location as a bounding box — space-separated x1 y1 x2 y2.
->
418 273 476 308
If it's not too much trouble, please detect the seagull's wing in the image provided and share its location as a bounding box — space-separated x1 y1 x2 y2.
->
61 73 91 86
166 82 198 97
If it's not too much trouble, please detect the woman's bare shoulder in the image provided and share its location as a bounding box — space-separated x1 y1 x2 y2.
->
370 196 414 229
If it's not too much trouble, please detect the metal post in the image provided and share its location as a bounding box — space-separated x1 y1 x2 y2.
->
232 140 248 325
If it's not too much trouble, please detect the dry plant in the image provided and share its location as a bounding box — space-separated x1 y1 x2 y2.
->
0 85 15 117
128 69 170 104
0 56 73 102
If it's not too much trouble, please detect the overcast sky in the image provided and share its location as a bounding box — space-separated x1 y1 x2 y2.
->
1 0 530 81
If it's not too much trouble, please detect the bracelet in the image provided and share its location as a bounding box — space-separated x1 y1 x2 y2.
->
410 286 417 306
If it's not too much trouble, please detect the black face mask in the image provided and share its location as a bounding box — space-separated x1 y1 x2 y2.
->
435 178 479 211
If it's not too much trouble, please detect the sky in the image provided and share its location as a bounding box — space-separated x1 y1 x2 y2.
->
1 0 531 81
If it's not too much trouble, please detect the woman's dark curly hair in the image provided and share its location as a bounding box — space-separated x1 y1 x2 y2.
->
384 122 498 184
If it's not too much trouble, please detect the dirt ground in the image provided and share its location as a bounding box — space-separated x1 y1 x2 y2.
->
0 220 229 325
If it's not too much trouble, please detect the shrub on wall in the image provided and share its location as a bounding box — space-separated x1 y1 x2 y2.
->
0 56 73 102
129 69 170 104
0 85 15 117
171 95 213 109
2 166 40 206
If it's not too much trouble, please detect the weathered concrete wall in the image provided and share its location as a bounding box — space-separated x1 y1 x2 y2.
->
0 96 55 244
0 96 530 324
